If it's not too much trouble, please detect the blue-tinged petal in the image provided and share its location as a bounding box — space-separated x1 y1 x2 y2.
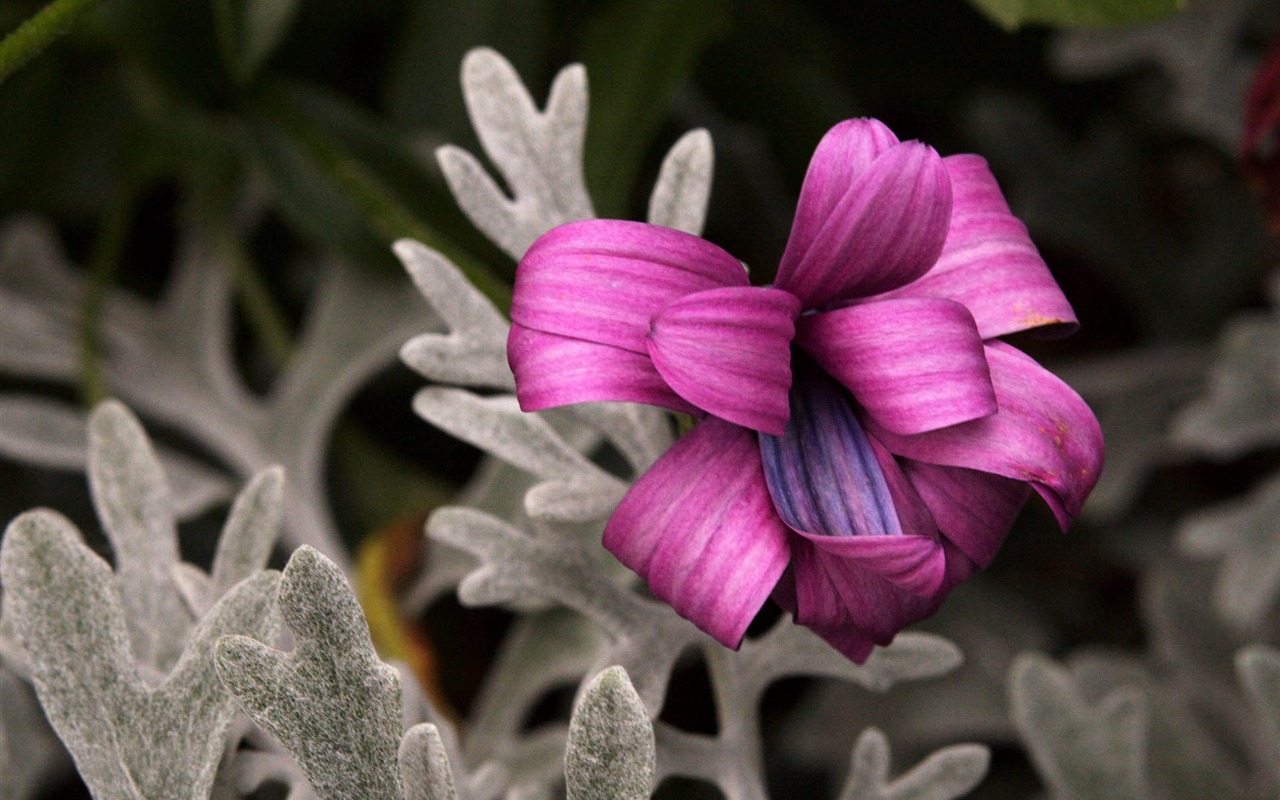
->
508 322 700 415
797 297 996 435
774 140 953 309
512 220 748 355
759 358 903 539
603 417 791 649
646 286 800 434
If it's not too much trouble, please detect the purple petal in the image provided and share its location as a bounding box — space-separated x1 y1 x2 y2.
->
508 322 701 415
512 220 748 354
869 342 1104 529
797 297 996 435
774 139 954 308
759 360 902 539
902 461 1031 568
603 417 791 648
646 287 800 434
877 155 1077 339
787 533 946 644
777 119 900 270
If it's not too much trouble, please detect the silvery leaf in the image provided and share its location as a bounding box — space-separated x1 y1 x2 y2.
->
412 389 626 521
397 239 514 391
1009 653 1149 800
437 48 594 260
1178 470 1280 628
400 724 460 800
646 128 714 236
216 546 404 800
0 393 234 520
1174 313 1280 458
1237 645 1280 766
564 666 654 800
0 510 279 800
838 728 989 800
87 400 192 674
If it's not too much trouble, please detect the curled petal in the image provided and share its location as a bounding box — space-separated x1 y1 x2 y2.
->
797 297 996 435
647 287 800 434
759 360 902 539
903 461 1031 569
879 155 1077 339
870 342 1104 529
777 536 970 660
508 323 699 415
512 220 748 354
779 119 900 268
774 140 953 308
604 418 791 648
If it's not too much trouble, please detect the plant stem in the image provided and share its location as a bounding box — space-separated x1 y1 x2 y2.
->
78 190 132 407
262 85 514 312
223 232 295 367
0 0 100 83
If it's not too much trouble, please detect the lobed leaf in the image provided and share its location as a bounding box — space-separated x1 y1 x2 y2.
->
216 546 405 800
839 728 989 800
1 509 279 800
1009 653 1149 800
437 48 594 260
646 129 714 236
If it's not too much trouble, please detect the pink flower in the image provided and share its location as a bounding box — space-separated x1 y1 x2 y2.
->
506 118 1104 663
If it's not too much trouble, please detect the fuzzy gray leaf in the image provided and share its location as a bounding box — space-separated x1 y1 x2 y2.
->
438 48 594 260
396 239 514 390
1236 645 1280 763
412 389 625 520
0 510 279 800
1068 650 1246 800
0 394 235 520
564 667 654 800
210 466 285 603
216 546 404 800
400 724 459 800
839 728 988 800
1009 653 1149 800
88 400 191 673
1174 312 1280 458
1178 470 1280 627
646 129 713 236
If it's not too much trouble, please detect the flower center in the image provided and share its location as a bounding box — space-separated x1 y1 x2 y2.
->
758 355 901 538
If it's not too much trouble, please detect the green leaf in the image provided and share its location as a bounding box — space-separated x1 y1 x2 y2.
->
967 0 1186 31
211 0 300 82
579 0 731 216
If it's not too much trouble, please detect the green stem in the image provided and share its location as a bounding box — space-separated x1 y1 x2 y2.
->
261 85 514 313
222 232 295 367
78 189 132 407
0 0 101 83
